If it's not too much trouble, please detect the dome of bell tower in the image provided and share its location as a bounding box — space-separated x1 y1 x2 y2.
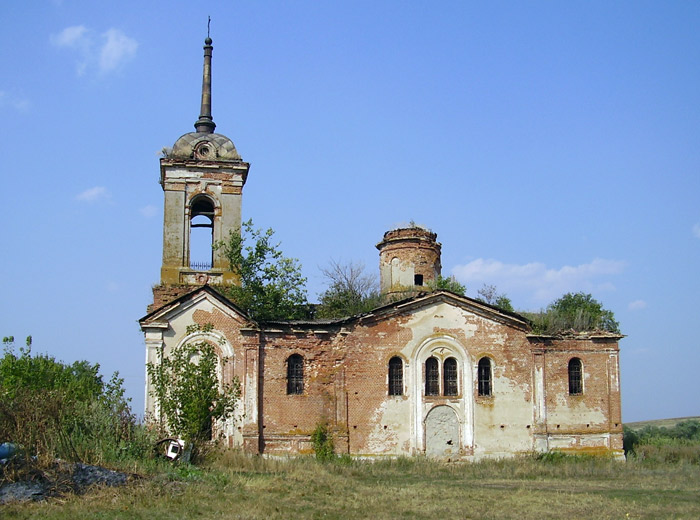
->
170 132 241 161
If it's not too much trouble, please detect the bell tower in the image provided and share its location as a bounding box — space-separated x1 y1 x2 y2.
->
155 35 249 307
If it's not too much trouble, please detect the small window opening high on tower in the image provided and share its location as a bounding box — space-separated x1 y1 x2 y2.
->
190 196 215 270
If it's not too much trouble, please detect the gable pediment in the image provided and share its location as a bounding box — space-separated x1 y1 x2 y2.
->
357 290 531 332
139 285 251 329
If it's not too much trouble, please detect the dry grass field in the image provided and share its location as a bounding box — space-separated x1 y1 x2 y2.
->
3 452 700 519
625 416 700 431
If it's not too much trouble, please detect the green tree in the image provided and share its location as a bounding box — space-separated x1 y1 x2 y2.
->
147 324 240 461
546 292 619 333
494 295 514 312
475 283 513 312
215 219 308 321
429 275 467 296
524 292 620 334
316 260 382 318
0 336 103 400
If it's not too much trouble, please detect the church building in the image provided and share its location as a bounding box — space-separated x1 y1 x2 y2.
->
140 37 624 459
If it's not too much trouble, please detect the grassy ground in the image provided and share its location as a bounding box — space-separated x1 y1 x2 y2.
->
3 453 700 519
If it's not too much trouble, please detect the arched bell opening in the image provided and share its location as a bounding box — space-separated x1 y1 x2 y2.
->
189 195 216 270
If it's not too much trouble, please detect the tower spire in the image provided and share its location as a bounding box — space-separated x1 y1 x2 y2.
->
194 17 216 133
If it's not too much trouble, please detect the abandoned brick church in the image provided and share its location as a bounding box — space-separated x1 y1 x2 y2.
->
140 37 624 459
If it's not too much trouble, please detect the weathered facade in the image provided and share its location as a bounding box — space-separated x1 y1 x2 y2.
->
140 37 624 460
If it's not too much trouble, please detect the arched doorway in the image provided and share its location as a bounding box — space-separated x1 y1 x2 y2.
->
425 405 460 457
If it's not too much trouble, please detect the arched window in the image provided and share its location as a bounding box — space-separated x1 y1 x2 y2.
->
425 357 439 396
568 358 583 395
478 357 492 397
443 357 458 396
388 357 403 396
189 196 215 270
287 354 304 395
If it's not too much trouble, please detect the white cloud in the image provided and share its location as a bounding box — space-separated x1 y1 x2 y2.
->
99 29 138 74
51 25 92 76
51 25 89 48
693 223 700 239
140 205 158 218
451 257 625 306
50 25 137 77
75 186 109 202
628 300 647 310
0 90 30 112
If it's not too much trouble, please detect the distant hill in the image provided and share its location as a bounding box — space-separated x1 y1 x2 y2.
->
625 416 700 431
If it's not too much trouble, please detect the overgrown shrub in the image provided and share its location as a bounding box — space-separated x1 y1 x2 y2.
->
0 336 152 467
522 292 619 334
311 422 334 461
146 324 240 463
634 443 700 464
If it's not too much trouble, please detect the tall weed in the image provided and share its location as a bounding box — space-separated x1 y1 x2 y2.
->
0 337 155 470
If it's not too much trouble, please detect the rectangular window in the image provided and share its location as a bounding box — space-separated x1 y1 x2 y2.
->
443 358 458 396
425 357 439 396
287 354 304 395
388 357 403 396
478 357 492 397
568 358 583 395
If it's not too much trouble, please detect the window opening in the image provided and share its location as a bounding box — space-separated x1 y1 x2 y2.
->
478 357 492 397
425 357 439 396
189 197 215 270
388 357 403 396
414 274 424 286
568 358 583 395
287 354 304 395
443 357 458 396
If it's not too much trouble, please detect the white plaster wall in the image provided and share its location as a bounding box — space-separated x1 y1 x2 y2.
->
162 189 185 266
366 398 413 455
400 302 535 458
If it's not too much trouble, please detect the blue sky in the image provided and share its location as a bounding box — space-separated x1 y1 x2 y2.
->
1 1 698 422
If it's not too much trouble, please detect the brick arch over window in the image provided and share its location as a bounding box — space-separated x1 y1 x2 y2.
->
477 357 492 397
388 356 404 396
568 357 583 395
286 354 304 395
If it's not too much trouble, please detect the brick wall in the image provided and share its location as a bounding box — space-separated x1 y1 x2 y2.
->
377 227 442 292
148 285 198 313
144 288 622 458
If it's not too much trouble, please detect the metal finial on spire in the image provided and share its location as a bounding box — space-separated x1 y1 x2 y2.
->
195 17 216 133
